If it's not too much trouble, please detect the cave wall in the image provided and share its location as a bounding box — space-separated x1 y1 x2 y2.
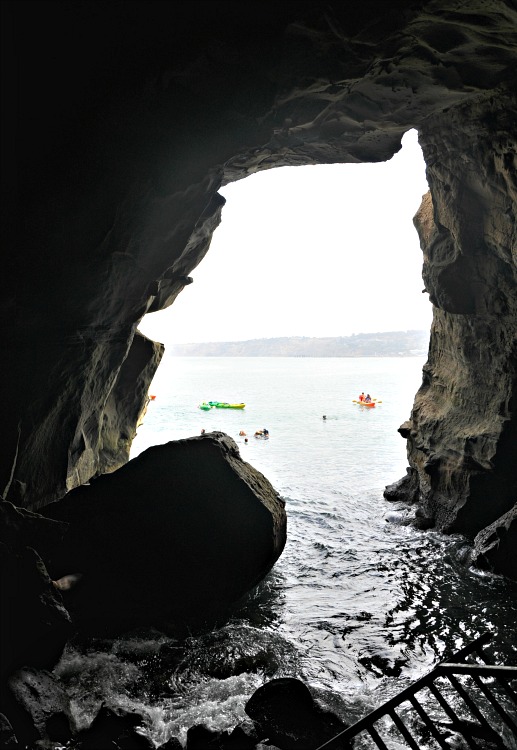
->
405 92 517 537
1 1 516 557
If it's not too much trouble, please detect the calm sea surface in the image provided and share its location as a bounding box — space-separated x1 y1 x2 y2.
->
55 356 517 748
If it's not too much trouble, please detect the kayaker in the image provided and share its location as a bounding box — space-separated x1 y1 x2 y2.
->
359 392 365 402
365 394 372 403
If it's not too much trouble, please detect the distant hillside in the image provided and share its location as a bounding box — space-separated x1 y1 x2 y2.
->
167 330 429 357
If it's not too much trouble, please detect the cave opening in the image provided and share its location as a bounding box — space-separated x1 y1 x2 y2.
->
133 129 432 467
3 4 517 746
138 129 431 350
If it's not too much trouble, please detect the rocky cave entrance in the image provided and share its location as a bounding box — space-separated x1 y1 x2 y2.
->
3 0 516 575
136 127 431 395
3 3 517 747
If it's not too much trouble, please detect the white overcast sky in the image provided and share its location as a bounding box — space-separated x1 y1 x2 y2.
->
138 129 433 345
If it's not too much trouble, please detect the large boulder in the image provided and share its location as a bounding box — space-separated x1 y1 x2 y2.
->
43 432 286 634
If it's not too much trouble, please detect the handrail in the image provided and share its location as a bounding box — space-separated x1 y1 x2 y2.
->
315 633 517 750
438 663 517 677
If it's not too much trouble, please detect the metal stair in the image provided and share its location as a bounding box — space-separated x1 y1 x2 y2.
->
316 632 517 749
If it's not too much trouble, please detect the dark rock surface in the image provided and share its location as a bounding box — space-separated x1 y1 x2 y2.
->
158 738 183 750
186 724 257 750
0 542 72 683
3 668 74 748
468 503 517 581
0 500 69 564
43 432 287 634
75 704 153 750
0 713 18 749
386 95 517 543
245 677 351 749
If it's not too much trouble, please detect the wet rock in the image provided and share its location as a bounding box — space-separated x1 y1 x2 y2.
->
186 724 224 749
3 667 73 748
76 704 152 750
413 506 435 531
468 503 517 581
43 433 287 635
158 737 183 750
358 647 408 678
186 724 257 750
224 726 257 749
171 625 294 680
245 677 352 749
383 467 419 504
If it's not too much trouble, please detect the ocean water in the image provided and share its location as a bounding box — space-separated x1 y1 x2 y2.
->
55 356 517 748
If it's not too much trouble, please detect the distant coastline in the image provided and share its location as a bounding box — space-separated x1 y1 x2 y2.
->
165 330 430 357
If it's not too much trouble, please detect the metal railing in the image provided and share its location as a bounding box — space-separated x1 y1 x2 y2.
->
316 633 517 749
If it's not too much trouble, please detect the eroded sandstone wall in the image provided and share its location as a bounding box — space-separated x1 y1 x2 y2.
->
397 91 517 538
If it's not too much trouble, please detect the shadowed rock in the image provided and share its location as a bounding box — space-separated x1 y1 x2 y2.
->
0 713 18 749
0 543 72 683
245 678 352 749
186 724 257 749
76 704 152 750
3 668 74 748
468 503 517 581
43 432 287 634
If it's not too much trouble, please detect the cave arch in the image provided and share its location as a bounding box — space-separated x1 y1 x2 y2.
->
2 0 516 574
137 129 431 347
